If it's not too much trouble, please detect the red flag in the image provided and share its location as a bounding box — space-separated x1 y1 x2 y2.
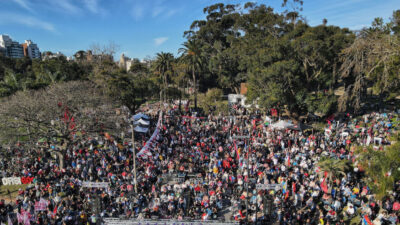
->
321 172 328 193
52 206 57 218
364 215 373 225
234 141 240 161
285 191 289 200
239 210 244 218
292 182 296 193
271 108 278 117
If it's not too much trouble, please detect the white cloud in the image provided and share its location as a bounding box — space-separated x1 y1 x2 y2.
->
349 24 368 31
0 12 56 32
11 0 33 12
165 8 179 18
131 3 145 20
83 0 98 13
129 0 181 20
48 0 81 14
152 6 164 17
154 37 168 46
83 0 106 15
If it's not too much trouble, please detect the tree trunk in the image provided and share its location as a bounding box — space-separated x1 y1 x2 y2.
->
54 151 65 170
284 108 300 123
164 74 168 104
193 68 197 109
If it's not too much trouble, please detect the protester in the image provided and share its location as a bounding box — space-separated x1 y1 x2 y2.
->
0 105 399 224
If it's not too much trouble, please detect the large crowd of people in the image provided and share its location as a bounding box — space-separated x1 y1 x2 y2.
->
0 104 399 225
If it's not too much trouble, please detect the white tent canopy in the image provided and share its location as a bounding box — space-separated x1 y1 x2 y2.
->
270 120 293 130
134 126 149 133
134 118 150 126
133 113 150 121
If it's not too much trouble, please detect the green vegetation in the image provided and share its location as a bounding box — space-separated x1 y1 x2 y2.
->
317 157 352 185
1 4 399 120
355 133 400 200
0 184 29 202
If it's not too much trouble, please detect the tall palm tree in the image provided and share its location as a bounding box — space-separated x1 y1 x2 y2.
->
178 39 203 109
154 52 174 103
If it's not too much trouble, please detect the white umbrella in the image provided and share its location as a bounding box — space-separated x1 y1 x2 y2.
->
270 120 293 130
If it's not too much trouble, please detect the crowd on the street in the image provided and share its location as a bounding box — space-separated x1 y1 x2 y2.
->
0 104 399 225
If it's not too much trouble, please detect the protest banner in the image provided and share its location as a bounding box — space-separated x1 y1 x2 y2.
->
82 181 109 188
1 177 22 185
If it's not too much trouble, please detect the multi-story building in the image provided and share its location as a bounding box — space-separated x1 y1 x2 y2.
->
0 35 11 56
22 40 41 59
7 40 24 58
119 53 143 71
0 34 40 59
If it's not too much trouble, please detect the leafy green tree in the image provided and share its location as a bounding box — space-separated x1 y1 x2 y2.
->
107 71 158 114
340 15 400 112
0 81 121 169
184 3 243 93
242 5 352 119
198 88 225 114
129 58 148 73
354 133 400 200
74 50 87 63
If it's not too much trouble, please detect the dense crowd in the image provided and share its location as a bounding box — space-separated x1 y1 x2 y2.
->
0 105 399 225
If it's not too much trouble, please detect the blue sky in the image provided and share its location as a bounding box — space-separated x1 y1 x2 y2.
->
0 0 398 60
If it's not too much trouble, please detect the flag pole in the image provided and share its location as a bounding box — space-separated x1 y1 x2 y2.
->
131 124 138 193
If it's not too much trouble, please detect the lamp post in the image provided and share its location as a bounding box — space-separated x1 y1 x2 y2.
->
130 124 138 193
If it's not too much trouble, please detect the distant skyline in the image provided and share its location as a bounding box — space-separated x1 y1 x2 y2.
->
0 0 398 60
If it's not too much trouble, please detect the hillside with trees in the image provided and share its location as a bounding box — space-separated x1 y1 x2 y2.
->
0 2 399 121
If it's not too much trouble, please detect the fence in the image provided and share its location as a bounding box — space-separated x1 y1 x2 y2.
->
103 218 239 225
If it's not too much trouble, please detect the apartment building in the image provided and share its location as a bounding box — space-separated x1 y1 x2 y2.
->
0 35 41 59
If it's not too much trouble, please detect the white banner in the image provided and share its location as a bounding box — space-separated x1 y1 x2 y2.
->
82 181 109 188
256 183 282 190
137 111 163 159
1 177 22 185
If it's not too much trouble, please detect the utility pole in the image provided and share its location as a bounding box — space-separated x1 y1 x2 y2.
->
130 124 138 193
245 139 250 224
